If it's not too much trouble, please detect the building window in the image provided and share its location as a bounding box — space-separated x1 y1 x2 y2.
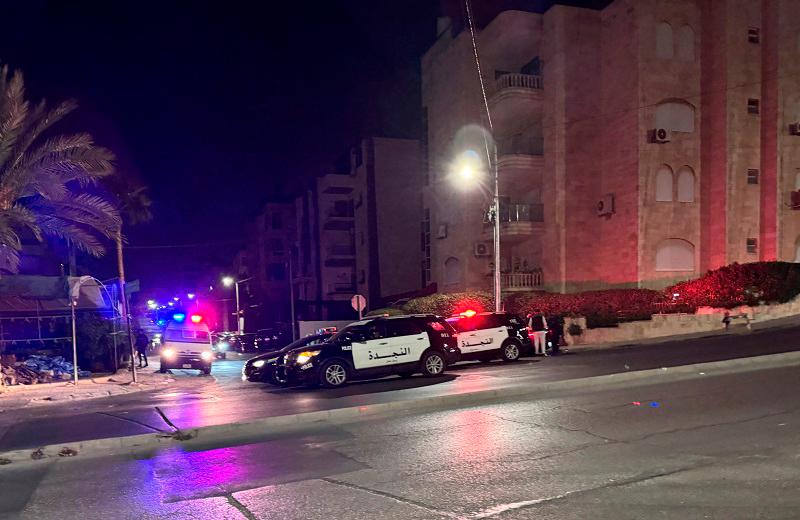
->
267 263 286 281
655 101 695 132
656 22 674 59
746 238 758 254
748 27 760 44
655 165 674 202
676 166 695 202
747 169 760 184
748 98 760 115
655 239 695 271
421 208 431 285
271 213 283 230
676 25 695 62
444 257 462 285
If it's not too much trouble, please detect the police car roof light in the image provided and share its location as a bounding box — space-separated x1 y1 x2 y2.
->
460 309 477 318
190 314 203 324
172 313 186 322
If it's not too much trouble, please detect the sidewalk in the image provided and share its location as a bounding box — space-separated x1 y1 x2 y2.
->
0 365 174 410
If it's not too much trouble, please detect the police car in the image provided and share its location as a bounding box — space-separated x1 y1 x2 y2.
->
446 311 531 363
273 315 460 388
242 332 333 383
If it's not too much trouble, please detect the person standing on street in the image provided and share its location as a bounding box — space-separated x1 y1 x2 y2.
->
135 329 149 368
528 311 548 356
547 314 564 355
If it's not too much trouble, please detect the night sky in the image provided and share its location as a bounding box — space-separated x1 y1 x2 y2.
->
1 0 608 290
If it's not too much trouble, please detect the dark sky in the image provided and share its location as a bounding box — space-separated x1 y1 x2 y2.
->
1 0 608 289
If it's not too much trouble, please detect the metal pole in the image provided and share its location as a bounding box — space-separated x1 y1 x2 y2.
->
492 141 501 312
288 257 297 341
235 281 242 335
222 298 230 332
71 298 78 385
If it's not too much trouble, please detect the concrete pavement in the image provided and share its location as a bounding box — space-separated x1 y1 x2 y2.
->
2 322 800 453
2 364 798 519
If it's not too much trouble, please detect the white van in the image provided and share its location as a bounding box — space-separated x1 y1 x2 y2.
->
159 314 214 374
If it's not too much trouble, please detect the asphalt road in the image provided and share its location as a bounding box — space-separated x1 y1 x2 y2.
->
2 322 800 452
2 364 798 519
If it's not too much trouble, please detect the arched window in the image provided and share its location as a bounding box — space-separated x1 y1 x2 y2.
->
656 239 695 271
444 256 462 285
676 25 695 62
655 165 674 202
655 101 695 132
656 22 673 59
676 166 695 202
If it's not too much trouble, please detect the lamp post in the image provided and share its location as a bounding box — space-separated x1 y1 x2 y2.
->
222 276 252 335
453 142 502 313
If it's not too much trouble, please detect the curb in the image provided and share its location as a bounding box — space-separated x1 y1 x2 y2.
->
2 350 800 466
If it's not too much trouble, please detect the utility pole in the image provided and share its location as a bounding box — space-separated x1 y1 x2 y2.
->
116 230 137 383
492 142 501 312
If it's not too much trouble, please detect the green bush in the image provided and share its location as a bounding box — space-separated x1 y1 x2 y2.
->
403 292 494 317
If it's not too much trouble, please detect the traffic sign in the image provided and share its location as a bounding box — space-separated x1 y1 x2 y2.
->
351 294 366 319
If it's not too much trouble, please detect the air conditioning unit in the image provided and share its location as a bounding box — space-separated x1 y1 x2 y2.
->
789 123 800 136
791 190 800 210
597 193 615 217
474 242 491 257
436 224 448 239
651 128 670 143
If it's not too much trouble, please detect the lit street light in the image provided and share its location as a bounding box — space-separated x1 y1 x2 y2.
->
452 141 501 313
222 276 252 335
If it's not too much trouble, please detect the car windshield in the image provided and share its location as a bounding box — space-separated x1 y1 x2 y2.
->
165 328 210 344
330 322 372 342
282 333 331 351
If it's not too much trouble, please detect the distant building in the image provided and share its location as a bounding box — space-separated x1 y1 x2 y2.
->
422 0 800 294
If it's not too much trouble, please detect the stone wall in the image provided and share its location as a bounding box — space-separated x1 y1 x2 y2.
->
565 295 800 345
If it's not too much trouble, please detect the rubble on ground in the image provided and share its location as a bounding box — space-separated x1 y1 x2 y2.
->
1 355 90 386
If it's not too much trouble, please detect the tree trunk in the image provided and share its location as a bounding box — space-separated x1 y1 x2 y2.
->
116 229 137 382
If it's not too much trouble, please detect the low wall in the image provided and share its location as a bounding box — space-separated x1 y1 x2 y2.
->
564 295 800 346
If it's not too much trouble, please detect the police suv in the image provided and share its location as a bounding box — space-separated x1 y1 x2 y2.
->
446 311 532 363
273 315 460 388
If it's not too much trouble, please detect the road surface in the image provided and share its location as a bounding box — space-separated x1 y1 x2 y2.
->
1 321 800 451
1 363 798 519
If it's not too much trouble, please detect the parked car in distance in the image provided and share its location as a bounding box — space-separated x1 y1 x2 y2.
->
446 311 531 363
271 314 460 388
242 332 334 383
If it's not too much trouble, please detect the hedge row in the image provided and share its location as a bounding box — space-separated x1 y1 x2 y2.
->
390 262 800 329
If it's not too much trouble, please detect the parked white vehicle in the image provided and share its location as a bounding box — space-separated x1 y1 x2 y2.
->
159 314 214 374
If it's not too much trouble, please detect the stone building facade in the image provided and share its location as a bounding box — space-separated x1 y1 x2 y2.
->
422 0 800 294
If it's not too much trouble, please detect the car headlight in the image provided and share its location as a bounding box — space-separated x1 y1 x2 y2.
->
162 348 176 359
295 350 321 364
252 359 266 368
218 342 230 351
200 351 213 361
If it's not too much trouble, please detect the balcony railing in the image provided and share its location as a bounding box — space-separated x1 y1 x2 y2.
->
495 73 543 91
496 133 544 156
487 203 544 224
328 244 356 256
501 270 543 290
327 282 356 294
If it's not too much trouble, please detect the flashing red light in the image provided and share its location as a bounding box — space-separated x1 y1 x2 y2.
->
190 314 203 324
460 309 477 318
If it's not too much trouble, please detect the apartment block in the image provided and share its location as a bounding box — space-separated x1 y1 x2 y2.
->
423 0 800 294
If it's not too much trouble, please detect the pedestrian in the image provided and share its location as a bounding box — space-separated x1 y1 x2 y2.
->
547 314 564 355
135 329 149 368
528 311 548 356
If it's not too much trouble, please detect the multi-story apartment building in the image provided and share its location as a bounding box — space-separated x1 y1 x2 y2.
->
423 0 800 294
352 137 425 305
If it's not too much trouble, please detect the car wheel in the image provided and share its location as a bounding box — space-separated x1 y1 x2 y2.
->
158 367 167 374
202 366 211 375
420 351 446 377
398 371 414 379
501 340 521 362
319 359 349 388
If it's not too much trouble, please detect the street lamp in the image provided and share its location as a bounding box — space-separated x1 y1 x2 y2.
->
452 143 501 313
222 276 252 335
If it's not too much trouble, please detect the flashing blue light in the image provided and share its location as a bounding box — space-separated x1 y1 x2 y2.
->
156 319 166 326
172 313 186 322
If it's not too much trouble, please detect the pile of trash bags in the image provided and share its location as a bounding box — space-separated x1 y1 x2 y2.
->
1 355 90 385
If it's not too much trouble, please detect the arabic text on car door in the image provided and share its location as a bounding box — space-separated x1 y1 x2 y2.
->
384 319 429 366
351 321 394 369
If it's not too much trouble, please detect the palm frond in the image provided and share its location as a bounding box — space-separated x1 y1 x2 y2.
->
37 215 106 257
0 70 30 169
1 205 42 241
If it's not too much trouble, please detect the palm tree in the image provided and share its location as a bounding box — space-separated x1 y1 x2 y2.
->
0 63 120 273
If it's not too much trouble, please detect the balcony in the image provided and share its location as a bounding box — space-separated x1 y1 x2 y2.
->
496 133 543 157
501 270 543 292
486 202 544 243
327 244 356 257
489 73 543 129
327 282 356 295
